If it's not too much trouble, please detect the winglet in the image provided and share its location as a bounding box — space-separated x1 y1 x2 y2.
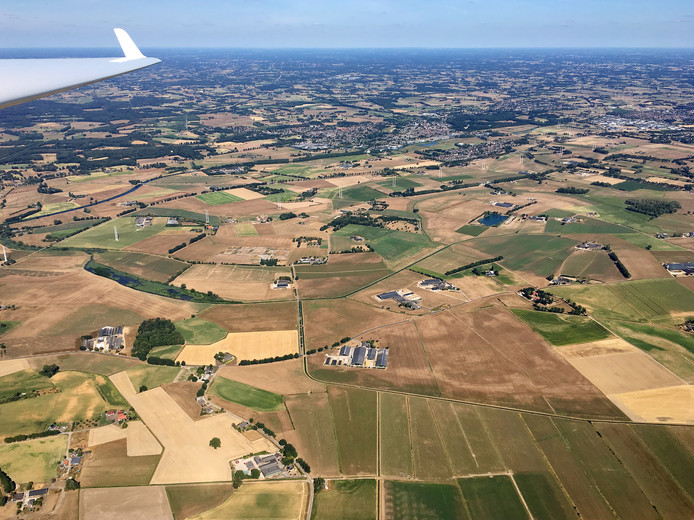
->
114 28 146 60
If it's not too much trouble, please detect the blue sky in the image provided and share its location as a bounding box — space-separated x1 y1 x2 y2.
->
1 0 693 48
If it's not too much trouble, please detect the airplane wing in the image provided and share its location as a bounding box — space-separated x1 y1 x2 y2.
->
0 28 160 110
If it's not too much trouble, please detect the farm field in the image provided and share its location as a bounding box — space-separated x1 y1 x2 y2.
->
80 439 162 488
332 224 435 266
80 486 174 520
176 329 298 365
0 370 127 437
195 191 243 205
89 420 163 456
551 278 694 324
209 377 285 412
174 318 227 344
216 358 325 396
109 371 276 484
295 253 392 298
172 264 294 301
379 393 414 477
311 479 377 520
283 392 340 475
511 309 611 346
0 368 55 401
188 481 307 520
559 250 623 280
126 365 181 392
457 475 529 520
384 481 466 520
328 386 378 475
199 301 298 333
165 483 235 520
94 251 188 282
60 217 168 249
0 435 67 484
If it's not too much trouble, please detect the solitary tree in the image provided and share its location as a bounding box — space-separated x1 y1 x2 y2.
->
209 437 221 449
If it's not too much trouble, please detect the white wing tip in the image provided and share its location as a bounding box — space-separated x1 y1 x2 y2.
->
114 28 146 60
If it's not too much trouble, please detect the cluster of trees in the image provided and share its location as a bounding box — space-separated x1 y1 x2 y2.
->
608 251 631 278
168 242 187 254
39 364 59 378
131 318 184 361
0 467 15 496
259 258 279 266
445 256 503 276
146 356 178 367
279 212 297 220
471 264 499 276
519 287 554 305
4 429 61 444
238 353 300 366
625 199 681 218
556 186 589 195
320 212 379 232
591 181 612 188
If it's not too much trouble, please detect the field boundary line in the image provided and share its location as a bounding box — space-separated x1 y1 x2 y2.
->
426 398 456 478
509 473 536 520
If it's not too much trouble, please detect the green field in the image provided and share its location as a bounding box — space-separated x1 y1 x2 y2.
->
95 251 188 283
386 481 467 520
41 219 107 240
131 207 221 226
311 479 377 520
175 318 227 344
551 279 694 324
148 344 184 360
616 233 686 251
29 202 79 218
0 371 127 437
511 309 611 346
333 224 434 265
560 251 620 279
379 177 421 191
0 435 67 484
195 191 243 205
455 224 488 236
126 365 180 392
470 234 576 277
458 476 529 520
414 244 492 278
380 393 414 477
545 217 632 234
0 369 55 402
235 222 259 236
210 377 284 412
329 387 377 474
60 216 167 249
341 185 387 202
48 305 143 337
513 472 577 520
0 320 20 336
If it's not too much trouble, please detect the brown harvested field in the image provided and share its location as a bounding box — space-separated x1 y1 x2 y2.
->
80 486 173 520
607 235 671 280
228 187 264 200
562 351 684 395
172 264 294 301
177 330 298 364
309 320 440 396
80 439 161 488
556 337 636 358
432 306 626 418
610 385 694 424
303 298 403 349
283 392 340 475
295 254 392 299
0 358 29 377
558 250 624 282
175 234 295 263
88 421 162 456
418 195 493 242
198 301 298 333
123 232 199 255
161 382 204 420
216 358 325 396
0 256 200 356
110 371 276 484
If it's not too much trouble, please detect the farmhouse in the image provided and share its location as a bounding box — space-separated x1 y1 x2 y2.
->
273 279 291 290
323 342 389 369
82 325 125 352
664 262 694 275
135 216 152 227
419 278 456 291
576 241 603 250
376 289 421 309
